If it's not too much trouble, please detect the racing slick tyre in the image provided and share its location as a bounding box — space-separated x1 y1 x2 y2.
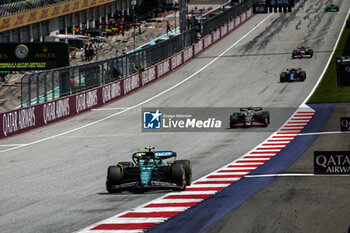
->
292 50 297 59
175 160 192 185
106 165 123 193
106 181 121 193
230 114 239 128
309 49 313 58
262 111 270 127
171 162 186 191
280 72 287 82
300 71 306 81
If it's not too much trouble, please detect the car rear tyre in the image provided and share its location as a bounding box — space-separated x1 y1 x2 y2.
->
171 162 186 191
300 71 306 81
309 49 313 57
175 160 192 185
262 111 270 127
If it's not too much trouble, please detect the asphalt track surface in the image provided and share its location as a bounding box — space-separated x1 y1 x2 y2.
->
202 103 350 233
0 0 349 232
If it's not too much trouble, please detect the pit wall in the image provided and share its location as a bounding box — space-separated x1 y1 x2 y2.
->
0 8 253 139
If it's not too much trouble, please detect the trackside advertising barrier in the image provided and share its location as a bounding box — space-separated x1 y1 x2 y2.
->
0 8 253 139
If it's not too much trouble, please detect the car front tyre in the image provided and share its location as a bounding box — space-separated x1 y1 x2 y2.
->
230 114 239 128
106 180 121 193
106 165 123 193
280 72 286 83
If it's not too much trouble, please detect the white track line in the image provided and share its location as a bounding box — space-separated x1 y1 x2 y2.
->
298 131 350 136
0 14 274 154
0 144 27 147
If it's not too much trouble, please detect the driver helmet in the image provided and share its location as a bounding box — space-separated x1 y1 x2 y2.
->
147 159 155 166
247 105 253 109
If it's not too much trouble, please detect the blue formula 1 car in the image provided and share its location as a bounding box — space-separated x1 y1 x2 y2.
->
106 147 192 193
280 68 306 82
292 47 313 59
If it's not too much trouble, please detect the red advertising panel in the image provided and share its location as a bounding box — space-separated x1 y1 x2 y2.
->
141 66 157 86
183 46 194 63
221 23 228 37
213 28 220 43
194 40 204 56
156 59 171 78
171 53 183 70
228 20 235 32
203 35 213 49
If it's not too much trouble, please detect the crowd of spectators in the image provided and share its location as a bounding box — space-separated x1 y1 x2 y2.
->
0 0 67 16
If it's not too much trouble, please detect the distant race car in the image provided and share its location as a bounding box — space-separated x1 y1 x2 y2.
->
325 4 339 12
280 68 306 82
230 106 270 128
106 147 192 193
292 47 313 59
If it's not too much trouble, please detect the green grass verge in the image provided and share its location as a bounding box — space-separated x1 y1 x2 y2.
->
307 19 350 103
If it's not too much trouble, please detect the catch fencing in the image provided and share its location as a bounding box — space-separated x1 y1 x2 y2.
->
201 0 254 37
20 0 253 108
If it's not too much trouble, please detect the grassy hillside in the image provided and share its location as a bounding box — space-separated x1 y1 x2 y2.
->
307 18 350 103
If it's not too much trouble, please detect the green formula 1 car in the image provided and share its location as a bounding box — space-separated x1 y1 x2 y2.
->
325 4 339 12
106 147 192 193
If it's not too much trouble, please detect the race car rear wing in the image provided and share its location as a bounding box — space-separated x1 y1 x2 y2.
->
155 151 177 159
132 151 177 160
240 107 263 111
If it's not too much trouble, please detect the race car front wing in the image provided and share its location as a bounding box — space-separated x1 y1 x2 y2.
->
110 181 181 191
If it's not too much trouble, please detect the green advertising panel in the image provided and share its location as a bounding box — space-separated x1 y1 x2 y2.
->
0 42 69 71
